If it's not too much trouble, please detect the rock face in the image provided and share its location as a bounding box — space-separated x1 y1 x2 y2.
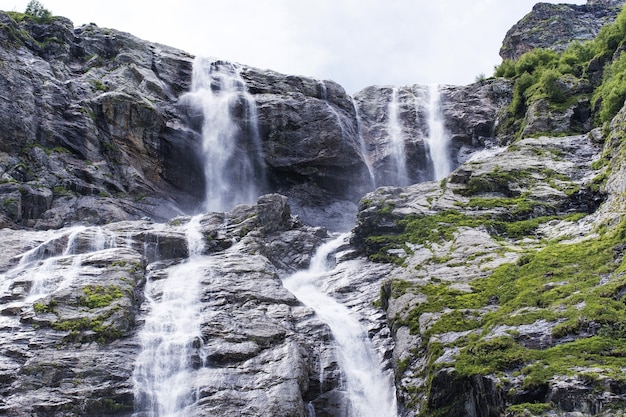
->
351 129 625 416
353 79 513 186
0 12 200 228
500 0 626 60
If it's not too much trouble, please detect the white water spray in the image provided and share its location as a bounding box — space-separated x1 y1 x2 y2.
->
387 88 409 186
182 57 265 213
426 85 451 180
132 216 208 417
282 234 398 417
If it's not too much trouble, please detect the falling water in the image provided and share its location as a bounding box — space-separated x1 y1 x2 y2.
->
182 57 266 213
132 216 207 417
426 84 451 180
351 97 376 188
387 88 409 186
282 234 398 417
0 226 121 303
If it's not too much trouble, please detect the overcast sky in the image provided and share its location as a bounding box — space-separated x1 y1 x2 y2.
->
0 0 587 93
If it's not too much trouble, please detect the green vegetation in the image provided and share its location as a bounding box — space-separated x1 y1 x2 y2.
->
494 6 626 138
32 285 128 344
397 218 626 413
33 300 55 314
24 0 52 21
506 402 555 416
52 315 124 344
91 79 110 92
6 1 53 24
78 285 124 309
364 207 583 264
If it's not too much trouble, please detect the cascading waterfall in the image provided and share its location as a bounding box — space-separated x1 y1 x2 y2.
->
387 88 409 186
26 226 87 301
132 216 208 417
426 84 451 180
282 234 398 417
0 226 120 303
182 57 266 213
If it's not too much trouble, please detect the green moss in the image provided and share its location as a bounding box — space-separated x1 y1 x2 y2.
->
78 285 123 309
457 167 531 197
365 208 583 263
506 402 554 416
33 301 55 314
91 79 109 92
401 220 626 396
53 316 124 344
52 185 70 196
454 336 530 375
423 310 481 339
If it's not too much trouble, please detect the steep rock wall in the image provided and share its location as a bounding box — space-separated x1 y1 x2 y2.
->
500 0 626 60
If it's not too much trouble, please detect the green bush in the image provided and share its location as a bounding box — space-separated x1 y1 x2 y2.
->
24 0 52 21
593 52 626 124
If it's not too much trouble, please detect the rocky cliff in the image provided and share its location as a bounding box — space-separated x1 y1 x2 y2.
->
500 0 626 60
1 0 626 416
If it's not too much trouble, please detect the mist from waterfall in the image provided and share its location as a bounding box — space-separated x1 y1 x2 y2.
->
426 84 451 181
182 57 266 213
282 234 398 417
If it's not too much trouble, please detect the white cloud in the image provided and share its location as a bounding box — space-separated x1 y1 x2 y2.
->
0 0 588 93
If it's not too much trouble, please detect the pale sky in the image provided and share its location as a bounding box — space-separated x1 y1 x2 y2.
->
0 0 587 93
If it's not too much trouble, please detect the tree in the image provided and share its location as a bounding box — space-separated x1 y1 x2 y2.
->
24 0 52 20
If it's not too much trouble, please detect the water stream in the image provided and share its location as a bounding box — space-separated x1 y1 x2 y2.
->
132 216 208 417
282 234 398 417
351 97 377 188
182 57 266 213
387 87 409 186
426 84 451 180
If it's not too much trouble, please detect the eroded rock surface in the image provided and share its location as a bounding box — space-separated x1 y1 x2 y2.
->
500 0 626 60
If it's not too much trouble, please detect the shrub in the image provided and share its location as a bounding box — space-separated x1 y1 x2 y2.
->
24 0 52 21
593 52 626 124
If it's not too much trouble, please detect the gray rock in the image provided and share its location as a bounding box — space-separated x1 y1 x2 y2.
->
500 0 626 60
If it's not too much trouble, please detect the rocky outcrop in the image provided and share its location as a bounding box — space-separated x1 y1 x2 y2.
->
353 79 513 186
0 11 200 228
350 122 626 416
0 11 515 232
0 12 376 230
500 0 626 60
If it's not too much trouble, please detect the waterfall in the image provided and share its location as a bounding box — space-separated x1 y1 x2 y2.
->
387 88 409 186
426 84 451 181
282 234 398 417
318 79 376 189
0 226 121 303
182 57 266 213
132 216 208 417
351 97 376 188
